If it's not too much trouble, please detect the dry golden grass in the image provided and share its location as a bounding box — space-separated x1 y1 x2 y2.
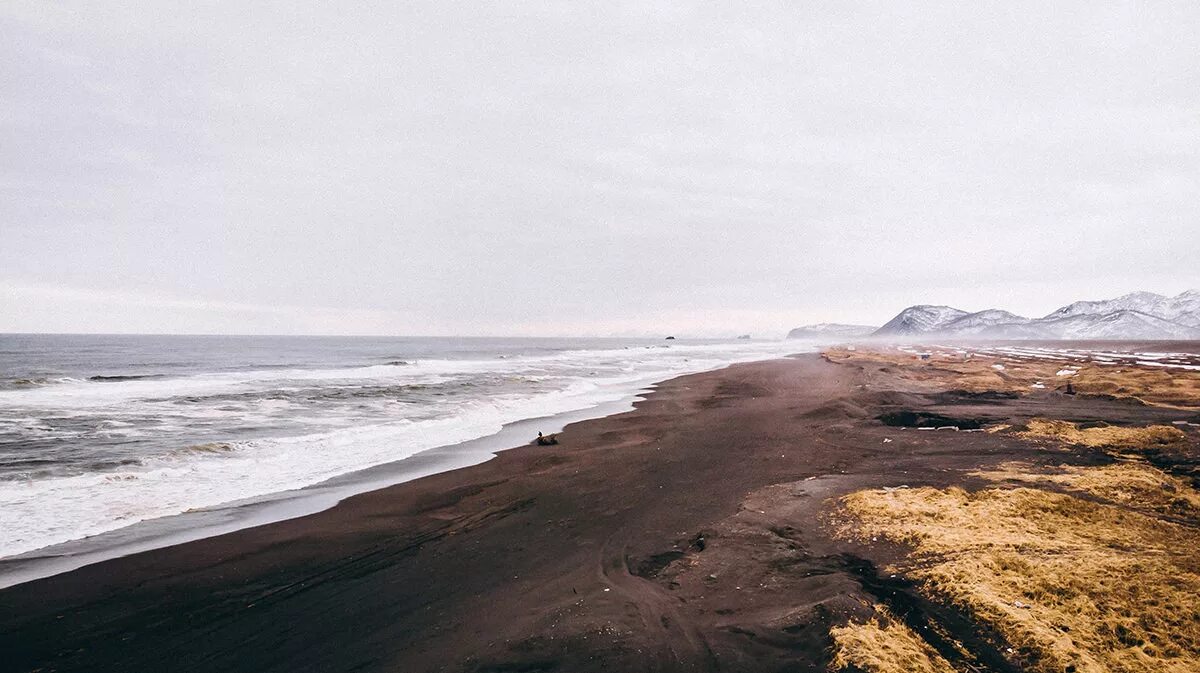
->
836 465 1200 673
1019 419 1186 450
824 347 1200 409
830 607 956 673
973 461 1200 518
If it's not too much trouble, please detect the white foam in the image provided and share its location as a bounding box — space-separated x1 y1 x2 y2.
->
0 365 456 410
0 340 801 557
1137 361 1200 371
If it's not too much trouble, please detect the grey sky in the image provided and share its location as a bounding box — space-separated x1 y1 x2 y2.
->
2 1 1197 336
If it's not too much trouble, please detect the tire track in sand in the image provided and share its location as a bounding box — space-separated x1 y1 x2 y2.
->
598 536 719 672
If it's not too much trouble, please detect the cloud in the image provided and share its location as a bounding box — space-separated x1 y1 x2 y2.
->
1 1 1197 335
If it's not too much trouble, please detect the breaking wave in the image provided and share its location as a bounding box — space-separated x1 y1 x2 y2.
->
0 337 800 558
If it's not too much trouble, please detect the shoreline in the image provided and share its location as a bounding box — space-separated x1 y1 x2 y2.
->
4 348 1197 672
0 355 800 590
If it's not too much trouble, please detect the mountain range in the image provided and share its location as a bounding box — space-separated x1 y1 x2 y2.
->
788 290 1200 341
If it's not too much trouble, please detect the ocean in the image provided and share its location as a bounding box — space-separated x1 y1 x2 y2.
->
0 334 798 570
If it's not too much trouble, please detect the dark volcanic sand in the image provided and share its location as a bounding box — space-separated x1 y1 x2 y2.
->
2 353 1193 673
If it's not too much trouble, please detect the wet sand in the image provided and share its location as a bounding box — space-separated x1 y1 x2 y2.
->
2 351 1197 672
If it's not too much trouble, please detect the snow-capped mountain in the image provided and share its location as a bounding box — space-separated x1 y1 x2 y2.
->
1044 291 1200 327
1036 310 1198 340
786 323 878 339
1045 291 1164 320
1166 290 1200 326
870 290 1200 340
874 305 968 336
937 309 1030 335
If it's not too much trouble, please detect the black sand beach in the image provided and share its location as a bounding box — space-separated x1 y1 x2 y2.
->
3 350 1198 672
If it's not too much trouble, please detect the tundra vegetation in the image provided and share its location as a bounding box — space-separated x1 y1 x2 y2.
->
833 459 1200 673
827 346 1200 672
823 346 1200 409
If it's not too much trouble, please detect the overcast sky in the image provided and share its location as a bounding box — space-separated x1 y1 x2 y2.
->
2 1 1197 337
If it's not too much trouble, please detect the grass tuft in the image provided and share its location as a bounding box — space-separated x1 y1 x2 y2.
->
830 606 956 673
836 464 1200 673
1019 419 1185 450
973 461 1200 518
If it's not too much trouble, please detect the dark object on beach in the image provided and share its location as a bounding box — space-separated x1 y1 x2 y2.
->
1065 381 1076 395
536 431 558 446
665 336 676 340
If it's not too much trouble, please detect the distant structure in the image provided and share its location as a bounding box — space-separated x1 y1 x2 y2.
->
665 336 676 340
737 334 751 340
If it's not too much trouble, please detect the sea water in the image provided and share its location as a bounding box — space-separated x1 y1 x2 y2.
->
0 334 798 563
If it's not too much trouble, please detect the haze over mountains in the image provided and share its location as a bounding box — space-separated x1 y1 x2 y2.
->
785 323 877 339
789 291 1200 341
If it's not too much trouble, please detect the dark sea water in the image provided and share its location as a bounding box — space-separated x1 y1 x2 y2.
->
0 334 795 560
